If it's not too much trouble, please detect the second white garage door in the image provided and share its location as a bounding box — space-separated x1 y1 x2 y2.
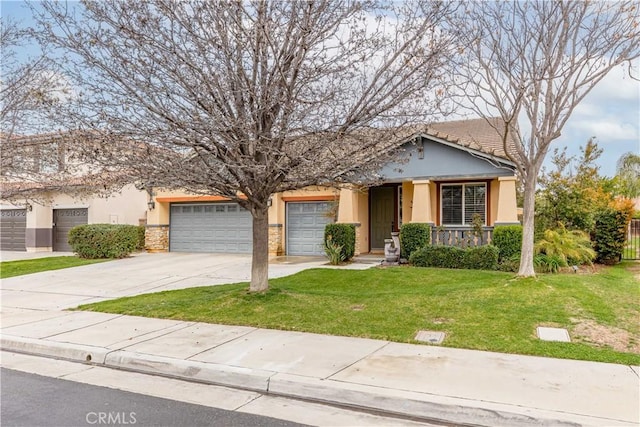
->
170 203 252 253
286 202 334 256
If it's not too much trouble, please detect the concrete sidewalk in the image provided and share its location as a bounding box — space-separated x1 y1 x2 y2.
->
1 252 638 426
2 309 638 427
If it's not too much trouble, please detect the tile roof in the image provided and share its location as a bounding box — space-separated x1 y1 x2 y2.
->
424 117 516 161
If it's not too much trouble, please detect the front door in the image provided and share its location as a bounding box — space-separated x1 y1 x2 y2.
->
370 186 396 250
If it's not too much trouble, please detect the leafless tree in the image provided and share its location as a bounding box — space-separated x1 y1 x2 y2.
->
451 0 640 276
33 0 458 291
1 17 71 189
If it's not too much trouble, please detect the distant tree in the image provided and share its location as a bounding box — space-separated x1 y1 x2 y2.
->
33 0 458 292
616 152 640 198
536 138 613 234
452 1 640 277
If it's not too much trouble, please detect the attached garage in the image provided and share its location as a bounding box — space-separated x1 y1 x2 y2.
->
286 202 334 256
53 208 88 251
0 209 27 251
170 203 252 253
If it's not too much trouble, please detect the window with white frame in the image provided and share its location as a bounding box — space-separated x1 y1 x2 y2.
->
441 183 486 225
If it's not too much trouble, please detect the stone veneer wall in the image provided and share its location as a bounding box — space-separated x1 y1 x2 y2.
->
353 223 362 256
268 224 284 256
145 225 169 252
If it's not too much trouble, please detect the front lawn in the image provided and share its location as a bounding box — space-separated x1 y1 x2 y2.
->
77 262 640 365
0 256 108 279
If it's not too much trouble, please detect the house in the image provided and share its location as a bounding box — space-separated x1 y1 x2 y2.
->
144 117 520 256
0 133 148 252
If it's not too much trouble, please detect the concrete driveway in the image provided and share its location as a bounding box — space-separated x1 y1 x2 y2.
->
1 252 338 312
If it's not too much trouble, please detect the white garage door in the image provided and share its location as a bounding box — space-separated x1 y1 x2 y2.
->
170 203 252 253
286 202 334 256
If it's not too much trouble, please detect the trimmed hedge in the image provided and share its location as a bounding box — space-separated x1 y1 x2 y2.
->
492 225 522 261
593 208 627 265
324 223 356 261
462 245 500 270
68 224 142 259
409 244 499 271
399 223 431 259
136 225 146 250
409 245 465 269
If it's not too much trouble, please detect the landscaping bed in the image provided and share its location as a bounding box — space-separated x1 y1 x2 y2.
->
77 262 640 365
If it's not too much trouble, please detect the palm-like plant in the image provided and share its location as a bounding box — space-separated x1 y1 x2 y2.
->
534 224 596 268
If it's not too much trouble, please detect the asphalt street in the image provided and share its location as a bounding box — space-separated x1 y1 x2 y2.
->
1 368 306 427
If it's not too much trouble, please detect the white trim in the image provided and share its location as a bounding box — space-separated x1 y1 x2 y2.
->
440 182 487 226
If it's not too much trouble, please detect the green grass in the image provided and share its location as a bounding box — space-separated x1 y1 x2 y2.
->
0 256 108 279
77 262 640 365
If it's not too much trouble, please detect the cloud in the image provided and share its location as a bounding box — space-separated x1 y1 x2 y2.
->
550 62 640 176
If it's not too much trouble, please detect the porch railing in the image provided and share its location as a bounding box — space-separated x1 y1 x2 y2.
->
431 226 494 248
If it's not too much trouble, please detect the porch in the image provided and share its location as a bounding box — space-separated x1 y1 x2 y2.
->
336 178 517 253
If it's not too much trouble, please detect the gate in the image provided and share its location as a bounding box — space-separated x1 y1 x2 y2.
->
623 219 640 260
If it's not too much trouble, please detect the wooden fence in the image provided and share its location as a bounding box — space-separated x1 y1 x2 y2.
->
431 227 494 248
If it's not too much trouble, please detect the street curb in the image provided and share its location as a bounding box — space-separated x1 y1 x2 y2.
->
1 335 628 427
268 373 583 427
1 335 110 364
104 350 273 393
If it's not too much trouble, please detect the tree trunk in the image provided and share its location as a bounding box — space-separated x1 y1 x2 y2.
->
249 206 270 292
518 175 537 277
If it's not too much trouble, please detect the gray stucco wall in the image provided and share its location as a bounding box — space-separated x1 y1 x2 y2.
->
378 138 515 181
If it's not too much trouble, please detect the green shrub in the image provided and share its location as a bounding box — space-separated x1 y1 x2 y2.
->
324 223 356 261
534 253 565 273
324 237 346 265
497 253 521 272
136 225 146 250
68 224 141 259
399 223 431 259
409 245 465 269
593 208 628 265
534 225 595 268
463 245 499 270
492 225 522 261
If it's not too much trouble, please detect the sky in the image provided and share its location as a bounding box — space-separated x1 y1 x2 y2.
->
2 0 639 178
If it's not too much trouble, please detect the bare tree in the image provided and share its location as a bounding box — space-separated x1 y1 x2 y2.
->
1 17 71 188
451 1 640 276
33 0 457 291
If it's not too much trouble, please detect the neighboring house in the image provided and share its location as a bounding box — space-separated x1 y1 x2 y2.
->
145 117 520 256
0 133 147 252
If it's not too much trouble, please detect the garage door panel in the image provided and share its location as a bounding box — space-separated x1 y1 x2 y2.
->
170 203 252 253
0 209 27 251
286 202 334 256
53 208 88 252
